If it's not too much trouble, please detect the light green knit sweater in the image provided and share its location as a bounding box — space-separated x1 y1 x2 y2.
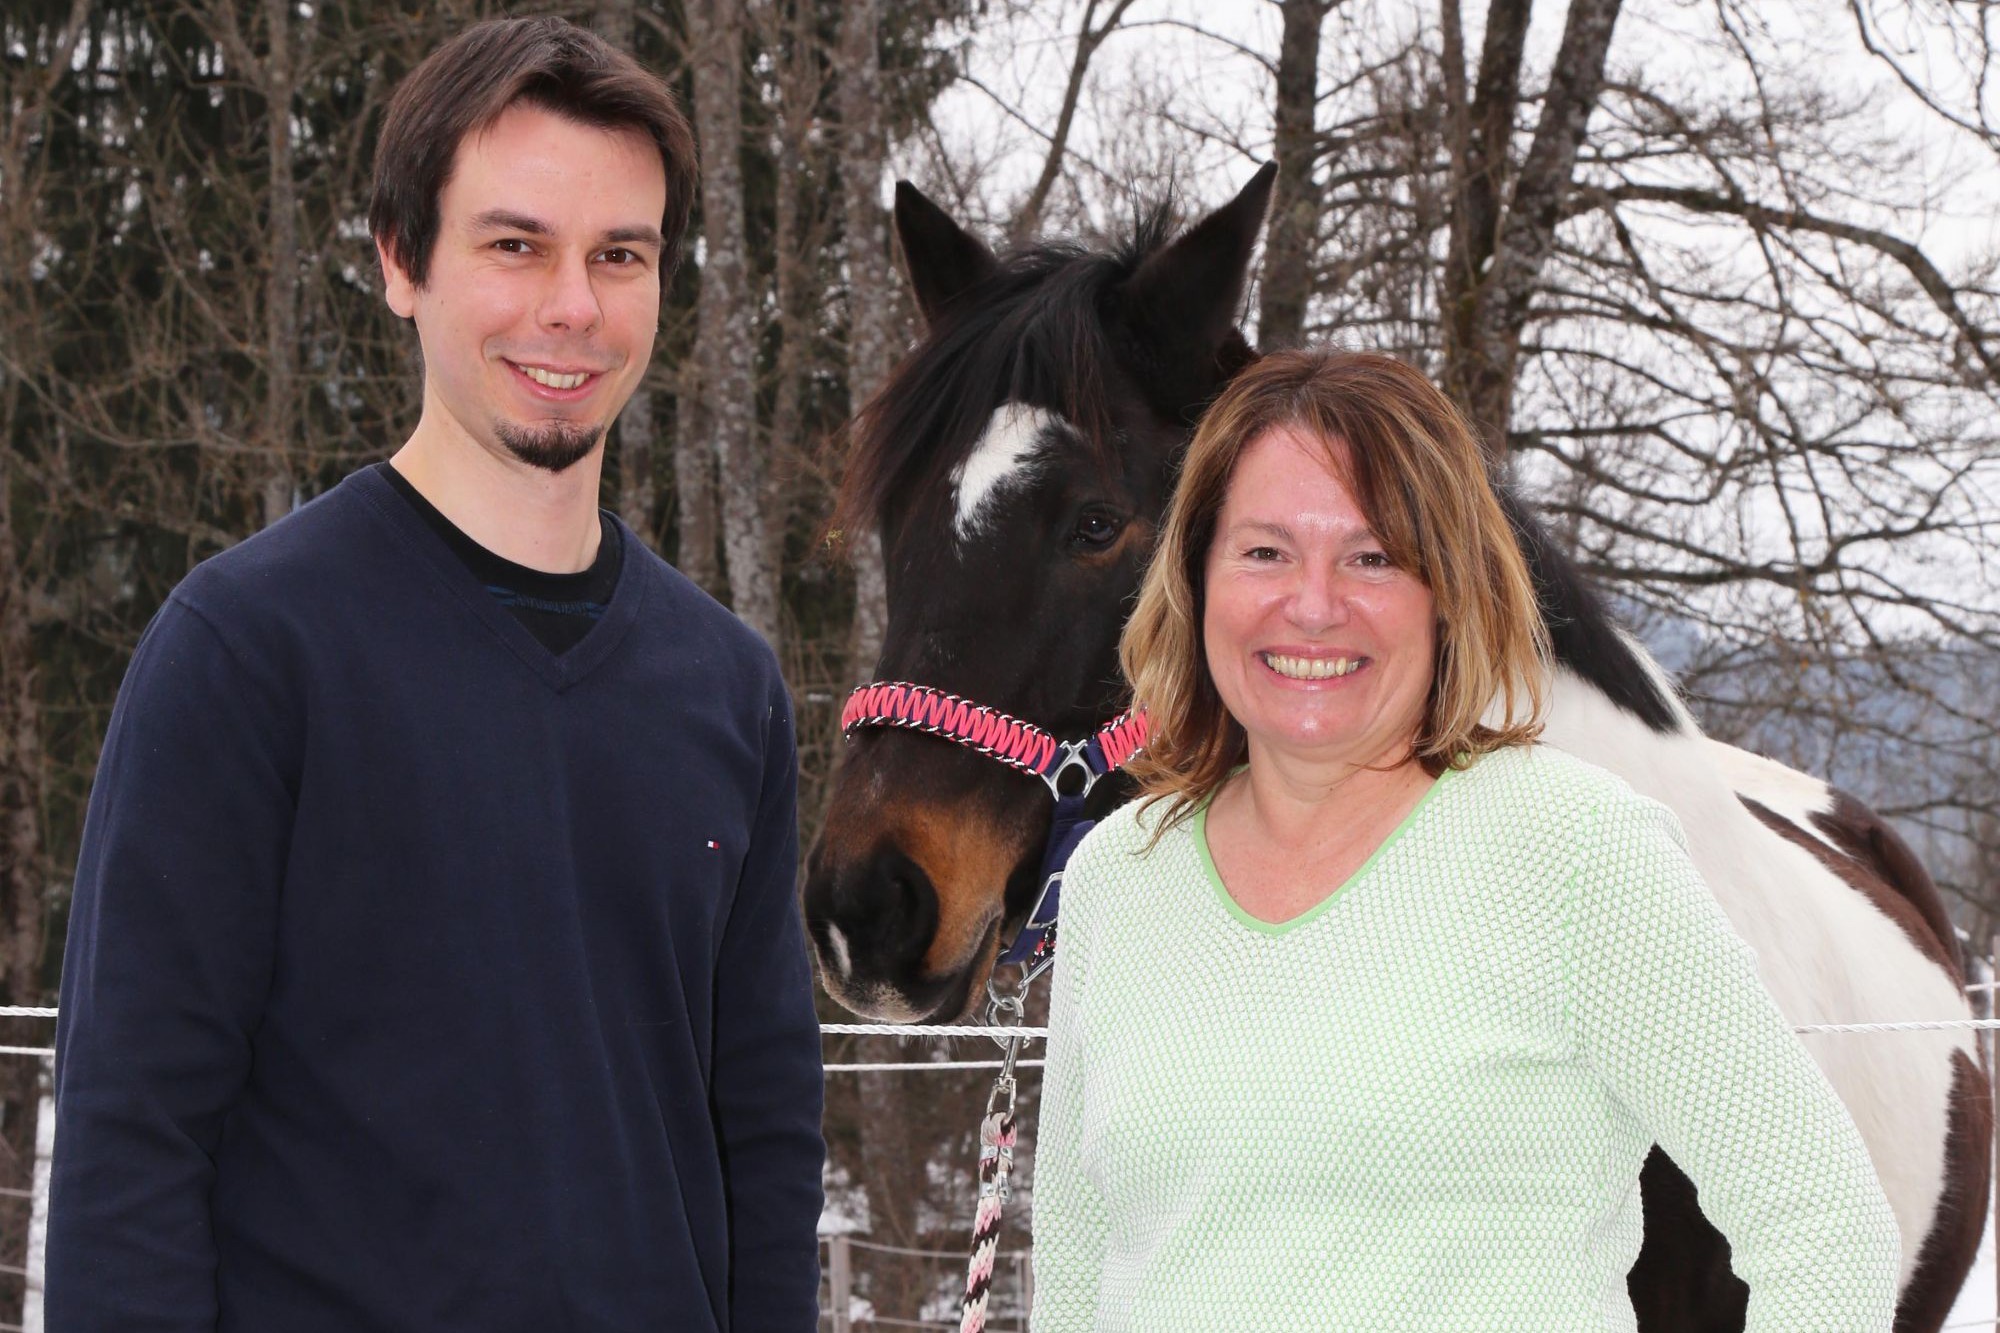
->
1028 743 1900 1332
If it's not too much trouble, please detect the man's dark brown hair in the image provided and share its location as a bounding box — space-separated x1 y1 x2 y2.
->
369 16 697 289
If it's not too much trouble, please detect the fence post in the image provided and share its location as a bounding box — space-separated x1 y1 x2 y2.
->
828 1234 850 1333
1018 1251 1034 1330
24 1055 53 1333
1990 936 1997 1324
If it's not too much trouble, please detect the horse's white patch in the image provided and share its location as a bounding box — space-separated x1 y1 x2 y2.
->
1701 740 1846 857
1540 665 1966 1289
824 924 853 982
950 403 1060 539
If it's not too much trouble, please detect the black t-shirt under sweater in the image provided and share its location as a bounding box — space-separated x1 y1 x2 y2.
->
48 465 825 1332
374 460 621 656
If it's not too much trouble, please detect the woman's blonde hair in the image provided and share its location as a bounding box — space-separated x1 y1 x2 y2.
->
1121 349 1549 827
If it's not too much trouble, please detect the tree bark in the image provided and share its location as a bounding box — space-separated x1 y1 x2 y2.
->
0 6 87 1318
688 0 777 644
1257 0 1330 350
615 389 658 546
595 0 660 548
260 0 298 526
1441 0 1624 460
765 0 820 594
672 363 721 593
837 0 895 678
1440 0 1532 454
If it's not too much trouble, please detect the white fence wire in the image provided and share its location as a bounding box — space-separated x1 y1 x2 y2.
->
11 981 2000 1331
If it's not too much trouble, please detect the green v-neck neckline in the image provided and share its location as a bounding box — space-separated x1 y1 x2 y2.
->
350 466 647 694
1194 764 1457 936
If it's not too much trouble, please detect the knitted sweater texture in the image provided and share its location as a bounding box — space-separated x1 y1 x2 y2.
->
1028 744 1899 1332
50 468 824 1332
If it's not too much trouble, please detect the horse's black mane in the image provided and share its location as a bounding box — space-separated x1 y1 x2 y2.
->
1499 487 1682 733
836 207 1179 535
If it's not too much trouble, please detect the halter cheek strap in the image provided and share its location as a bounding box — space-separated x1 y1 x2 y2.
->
839 681 1151 966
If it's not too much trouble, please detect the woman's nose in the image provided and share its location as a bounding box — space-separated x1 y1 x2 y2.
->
1286 563 1352 631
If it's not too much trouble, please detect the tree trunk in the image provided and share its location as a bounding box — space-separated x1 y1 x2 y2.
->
1257 0 1329 351
1440 0 1532 456
762 0 815 600
836 0 895 678
595 0 659 549
672 364 721 592
260 0 298 526
0 7 84 1317
615 390 658 547
689 0 777 645
1441 0 1624 461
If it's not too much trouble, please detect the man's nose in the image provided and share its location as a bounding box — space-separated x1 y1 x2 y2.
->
538 256 602 335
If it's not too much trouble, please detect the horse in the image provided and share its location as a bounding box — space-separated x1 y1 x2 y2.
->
802 165 1990 1331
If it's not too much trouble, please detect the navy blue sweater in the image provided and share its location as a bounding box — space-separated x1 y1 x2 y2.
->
49 467 825 1332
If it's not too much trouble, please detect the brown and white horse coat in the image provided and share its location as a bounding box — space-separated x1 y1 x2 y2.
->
805 166 1988 1330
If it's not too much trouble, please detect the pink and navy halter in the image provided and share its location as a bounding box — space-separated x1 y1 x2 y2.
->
840 681 1149 966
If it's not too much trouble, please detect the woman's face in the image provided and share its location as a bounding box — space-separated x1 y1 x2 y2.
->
1202 424 1437 775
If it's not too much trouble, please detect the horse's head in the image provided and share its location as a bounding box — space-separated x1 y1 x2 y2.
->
806 166 1276 1021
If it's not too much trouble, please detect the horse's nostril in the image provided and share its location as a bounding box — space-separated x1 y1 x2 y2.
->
873 846 940 968
804 840 941 984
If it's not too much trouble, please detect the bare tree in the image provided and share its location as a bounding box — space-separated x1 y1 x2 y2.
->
1009 0 1143 240
1258 0 1334 349
837 0 900 675
1442 0 1626 457
595 0 667 549
916 0 2000 923
689 0 778 644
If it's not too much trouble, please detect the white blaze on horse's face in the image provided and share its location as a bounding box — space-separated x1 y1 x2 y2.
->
949 402 1064 540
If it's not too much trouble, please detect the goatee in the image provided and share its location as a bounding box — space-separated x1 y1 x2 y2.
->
494 420 604 474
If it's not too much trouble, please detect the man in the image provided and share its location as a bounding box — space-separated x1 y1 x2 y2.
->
47 18 824 1332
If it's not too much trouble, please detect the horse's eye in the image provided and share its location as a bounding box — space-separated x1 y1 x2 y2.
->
1071 510 1123 549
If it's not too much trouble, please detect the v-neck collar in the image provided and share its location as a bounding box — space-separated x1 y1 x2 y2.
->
1193 763 1458 936
347 465 648 693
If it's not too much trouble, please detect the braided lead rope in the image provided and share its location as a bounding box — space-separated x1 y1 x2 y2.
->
958 1102 1017 1333
956 979 1033 1333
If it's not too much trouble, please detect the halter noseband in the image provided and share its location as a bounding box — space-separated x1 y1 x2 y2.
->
840 681 1150 966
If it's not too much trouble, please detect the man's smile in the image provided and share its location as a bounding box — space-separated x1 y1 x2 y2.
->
503 359 605 398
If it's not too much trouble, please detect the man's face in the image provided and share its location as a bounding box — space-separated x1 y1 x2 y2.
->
380 101 667 474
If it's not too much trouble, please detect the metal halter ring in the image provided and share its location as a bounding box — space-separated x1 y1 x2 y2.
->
1041 740 1102 802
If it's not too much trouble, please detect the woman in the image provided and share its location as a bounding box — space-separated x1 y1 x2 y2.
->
1028 350 1899 1331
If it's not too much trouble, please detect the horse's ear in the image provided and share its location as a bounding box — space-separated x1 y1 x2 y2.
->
894 182 1000 328
1116 162 1278 419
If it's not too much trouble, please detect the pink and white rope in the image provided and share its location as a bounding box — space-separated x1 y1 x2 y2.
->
958 1106 1018 1333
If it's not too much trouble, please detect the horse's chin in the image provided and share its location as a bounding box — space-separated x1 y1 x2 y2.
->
815 916 1003 1024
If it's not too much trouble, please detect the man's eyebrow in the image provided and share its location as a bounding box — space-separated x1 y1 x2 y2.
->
466 211 663 252
467 209 551 236
602 225 665 251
